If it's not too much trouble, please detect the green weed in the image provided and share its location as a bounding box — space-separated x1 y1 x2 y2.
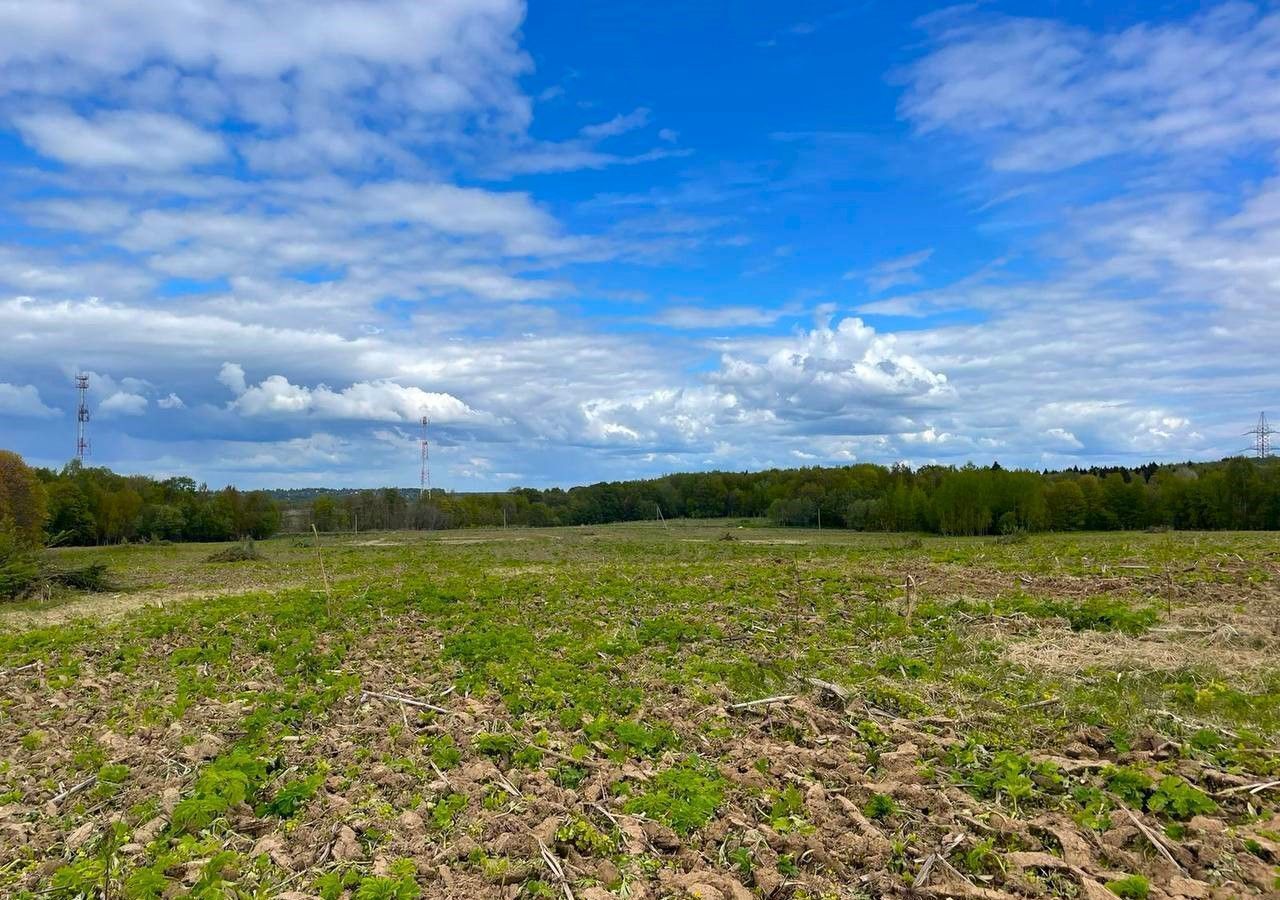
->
624 757 725 835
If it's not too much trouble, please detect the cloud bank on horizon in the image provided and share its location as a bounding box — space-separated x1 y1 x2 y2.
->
0 1 1275 489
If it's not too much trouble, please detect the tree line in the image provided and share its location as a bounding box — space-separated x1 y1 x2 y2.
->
24 459 281 545
282 455 1280 535
3 451 1278 548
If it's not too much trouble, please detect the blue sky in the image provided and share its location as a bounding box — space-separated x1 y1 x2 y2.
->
1 1 1277 489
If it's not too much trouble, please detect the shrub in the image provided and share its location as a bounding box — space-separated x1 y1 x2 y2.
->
0 521 41 600
206 540 263 563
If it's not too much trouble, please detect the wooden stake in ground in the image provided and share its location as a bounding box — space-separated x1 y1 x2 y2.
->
311 524 333 615
904 574 919 626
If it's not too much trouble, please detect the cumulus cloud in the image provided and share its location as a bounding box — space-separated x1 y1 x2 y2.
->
0 382 58 418
1044 427 1084 450
99 390 148 416
1034 401 1200 454
218 363 247 395
222 369 489 425
711 317 954 426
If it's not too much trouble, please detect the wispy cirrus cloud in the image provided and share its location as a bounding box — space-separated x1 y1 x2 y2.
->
849 248 934 293
900 4 1280 172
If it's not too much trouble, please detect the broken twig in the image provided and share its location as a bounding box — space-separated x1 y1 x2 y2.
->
1122 807 1184 874
52 776 97 806
728 694 797 710
361 689 452 715
1215 779 1280 797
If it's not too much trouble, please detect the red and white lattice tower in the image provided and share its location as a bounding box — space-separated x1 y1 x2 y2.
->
75 373 91 461
419 415 430 498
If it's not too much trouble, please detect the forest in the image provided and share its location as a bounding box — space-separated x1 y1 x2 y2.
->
11 457 281 545
285 455 1280 536
2 452 1277 548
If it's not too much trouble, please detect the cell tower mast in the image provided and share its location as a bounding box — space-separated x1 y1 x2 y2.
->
419 415 430 499
1245 411 1276 459
75 373 91 461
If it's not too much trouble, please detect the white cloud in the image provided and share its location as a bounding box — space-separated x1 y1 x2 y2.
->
223 370 490 425
711 317 954 427
218 433 351 471
651 304 797 330
99 390 148 416
0 382 58 418
15 110 225 170
0 3 1275 486
0 0 533 171
851 248 934 293
1044 427 1083 450
901 6 1280 172
218 363 247 395
580 107 651 140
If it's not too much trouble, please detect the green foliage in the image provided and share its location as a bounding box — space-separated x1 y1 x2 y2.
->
1105 874 1150 899
93 762 131 798
624 757 726 835
430 792 467 830
472 731 518 761
315 867 361 900
426 734 462 769
171 749 269 833
260 772 323 817
50 857 106 898
10 518 1280 900
1103 765 1153 806
583 715 677 758
552 764 587 788
767 785 811 832
555 815 616 855
277 453 1280 534
0 451 47 545
36 460 281 546
958 838 1002 876
0 520 42 600
949 745 1062 813
1146 776 1216 820
1070 785 1114 831
856 719 888 746
353 859 420 900
863 793 897 820
122 868 169 899
953 594 1159 634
